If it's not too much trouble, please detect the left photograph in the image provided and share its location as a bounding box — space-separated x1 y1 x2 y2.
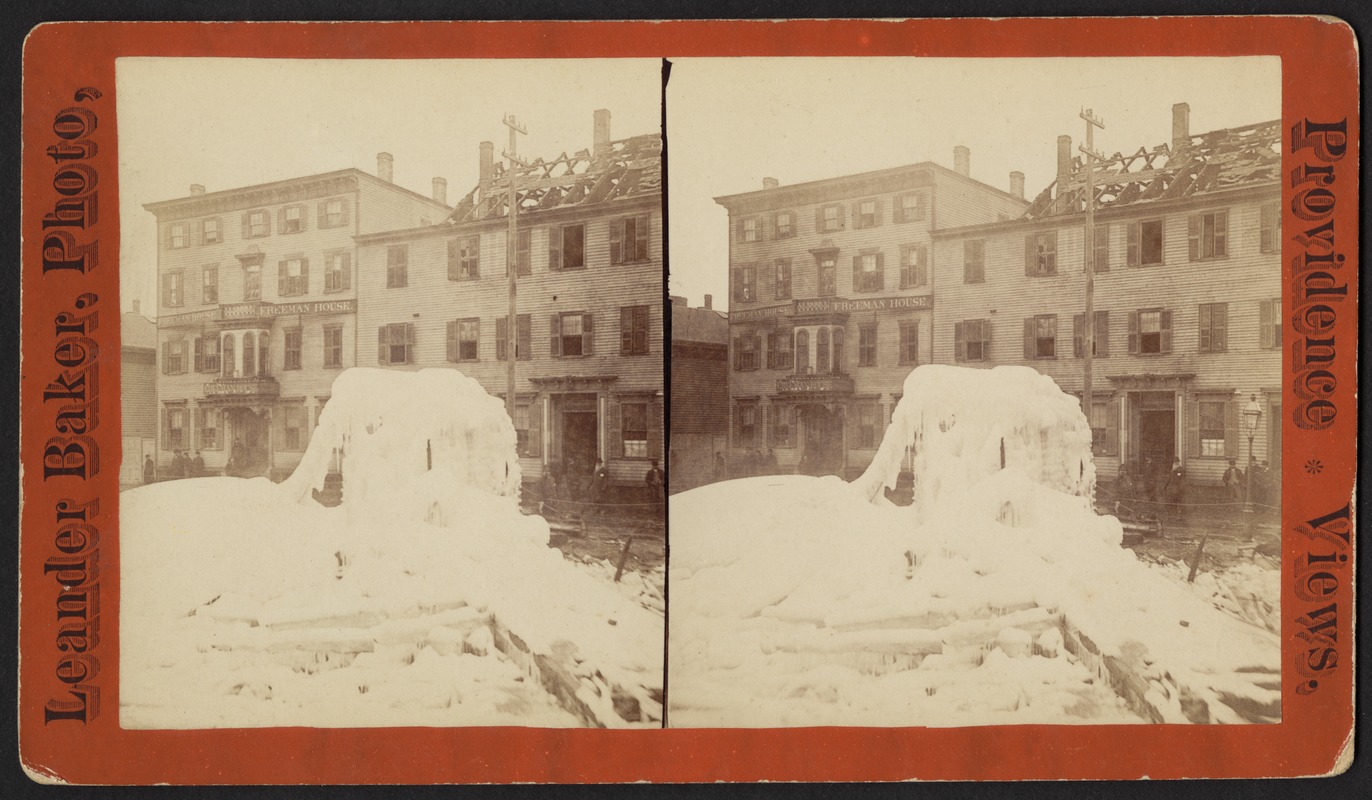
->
117 58 665 729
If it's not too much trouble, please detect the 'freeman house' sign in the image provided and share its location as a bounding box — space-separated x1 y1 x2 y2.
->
731 294 933 323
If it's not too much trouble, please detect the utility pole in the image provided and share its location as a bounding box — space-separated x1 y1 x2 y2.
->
1079 108 1105 429
502 114 528 420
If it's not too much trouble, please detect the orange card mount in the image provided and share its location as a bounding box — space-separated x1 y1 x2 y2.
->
19 17 1357 784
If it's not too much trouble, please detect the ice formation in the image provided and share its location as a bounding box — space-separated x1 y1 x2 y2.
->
122 368 662 729
670 365 1279 727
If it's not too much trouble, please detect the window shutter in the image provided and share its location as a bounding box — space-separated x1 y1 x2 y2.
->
377 326 387 365
447 239 460 280
648 398 663 459
518 315 531 360
300 257 309 290
852 201 862 227
1214 304 1227 352
469 238 480 279
852 255 862 292
241 213 252 239
277 207 287 234
195 407 204 450
194 337 204 372
527 403 542 460
1127 311 1139 354
1095 311 1109 357
873 198 883 227
875 253 885 290
1025 235 1036 276
954 321 966 361
1198 304 1211 351
548 227 562 271
1215 211 1228 257
1260 204 1275 252
635 215 649 260
1106 399 1121 456
1187 214 1200 260
608 397 623 458
446 320 458 362
1023 318 1035 360
916 245 928 286
1259 299 1274 348
338 198 350 226
317 200 329 227
405 323 416 364
160 408 169 450
188 220 201 247
1160 309 1173 353
1225 399 1239 458
1073 313 1084 358
496 316 508 361
1127 222 1140 266
814 206 824 232
582 313 594 355
160 341 169 375
277 260 287 296
550 314 562 357
620 307 632 355
341 252 352 289
732 336 742 370
1186 395 1200 458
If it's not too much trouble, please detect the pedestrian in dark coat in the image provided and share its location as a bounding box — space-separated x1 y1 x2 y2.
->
143 455 155 484
645 458 665 510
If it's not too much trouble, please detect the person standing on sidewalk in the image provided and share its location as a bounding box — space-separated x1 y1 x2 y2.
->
645 458 665 512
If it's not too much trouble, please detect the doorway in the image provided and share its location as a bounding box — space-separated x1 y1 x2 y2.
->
798 405 844 476
226 407 270 477
1130 391 1176 488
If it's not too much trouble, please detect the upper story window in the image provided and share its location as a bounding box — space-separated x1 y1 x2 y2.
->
550 224 585 270
853 198 882 229
162 270 184 307
620 305 650 356
1129 308 1173 355
169 222 189 249
900 244 928 288
963 239 985 283
552 312 594 357
955 319 990 362
447 318 480 362
243 264 261 301
387 245 408 288
1073 311 1110 357
279 256 309 296
766 329 793 370
201 265 218 304
324 252 351 292
1260 202 1280 253
733 332 759 371
894 192 926 223
284 327 303 370
816 204 845 233
1025 314 1058 359
1127 219 1164 266
853 251 884 293
202 217 221 244
514 228 532 276
774 258 792 300
1197 302 1228 353
193 335 221 373
243 209 270 239
734 264 756 303
1259 298 1281 349
323 324 343 368
448 236 480 281
1188 210 1229 261
739 217 759 243
1089 225 1109 272
773 211 795 239
161 338 187 375
898 322 919 365
320 197 350 229
497 315 532 361
816 252 837 297
378 322 414 365
612 214 650 264
1025 230 1058 276
281 204 305 234
858 323 877 367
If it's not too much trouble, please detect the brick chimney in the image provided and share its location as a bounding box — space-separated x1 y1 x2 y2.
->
432 177 447 205
1172 102 1191 152
1009 171 1025 199
704 294 713 310
593 109 612 158
953 145 970 177
762 177 780 190
478 141 494 203
1056 135 1073 185
377 152 394 183
189 183 206 196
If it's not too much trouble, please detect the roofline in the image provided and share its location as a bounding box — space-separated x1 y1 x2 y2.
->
142 168 452 215
355 191 660 245
713 161 1028 209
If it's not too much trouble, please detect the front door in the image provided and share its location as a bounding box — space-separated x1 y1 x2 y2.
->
562 410 599 476
799 406 844 476
227 407 270 477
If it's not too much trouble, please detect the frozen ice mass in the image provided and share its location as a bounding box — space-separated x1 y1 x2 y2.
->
121 368 663 729
670 365 1279 727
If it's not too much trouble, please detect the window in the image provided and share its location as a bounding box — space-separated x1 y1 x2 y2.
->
163 405 186 451
550 224 585 270
281 406 306 451
1072 311 1110 357
832 327 845 372
1024 314 1058 359
514 228 531 276
854 198 881 229
169 222 188 249
1259 298 1281 349
735 402 757 447
620 305 650 356
895 192 925 223
162 270 184 307
853 252 884 293
900 244 928 288
279 256 308 296
622 402 649 458
817 204 844 233
855 403 879 449
320 197 349 229
964 239 985 283
199 407 220 450
324 252 351 292
955 319 991 362
1130 309 1172 355
448 236 480 281
1085 399 1117 456
607 214 651 265
284 327 302 370
447 318 479 362
193 335 221 373
281 204 304 234
1198 302 1228 353
898 322 919 365
816 253 837 297
161 338 187 374
774 211 795 239
512 402 532 456
1025 231 1058 276
1127 219 1164 266
323 324 343 368
795 330 809 373
221 336 235 377
496 314 532 361
1260 202 1280 253
387 245 408 288
243 210 270 239
243 264 261 301
858 323 877 367
740 218 759 243
202 218 221 244
1089 225 1109 272
1198 400 1227 457
378 322 414 365
734 264 756 303
816 328 830 373
551 312 594 357
1188 210 1228 261
774 258 792 299
766 330 793 370
242 332 257 377
770 404 795 448
733 332 760 371
201 266 218 304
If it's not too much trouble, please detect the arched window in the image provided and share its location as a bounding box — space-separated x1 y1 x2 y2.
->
832 327 845 373
242 332 256 377
795 329 809 374
222 334 235 377
816 328 830 374
258 333 270 377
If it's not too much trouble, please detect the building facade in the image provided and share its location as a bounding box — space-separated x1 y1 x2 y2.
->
147 159 451 478
120 303 158 487
716 153 1029 477
354 110 664 492
668 294 729 492
933 104 1282 491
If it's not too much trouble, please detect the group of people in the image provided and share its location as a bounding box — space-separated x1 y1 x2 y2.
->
714 448 779 481
143 450 205 484
1222 457 1277 510
537 457 666 518
1114 456 1188 509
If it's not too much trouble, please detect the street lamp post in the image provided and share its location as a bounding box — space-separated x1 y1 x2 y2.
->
1241 394 1262 514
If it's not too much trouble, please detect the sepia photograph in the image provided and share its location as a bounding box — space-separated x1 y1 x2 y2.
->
667 56 1284 727
116 57 665 729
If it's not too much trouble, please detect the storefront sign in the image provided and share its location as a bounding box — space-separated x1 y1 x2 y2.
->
733 295 932 324
203 377 281 398
162 299 356 327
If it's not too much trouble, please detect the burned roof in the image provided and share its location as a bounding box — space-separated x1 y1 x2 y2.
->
446 133 661 224
1025 120 1280 219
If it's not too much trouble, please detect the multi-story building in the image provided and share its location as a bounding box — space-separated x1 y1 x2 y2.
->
354 110 663 494
932 104 1281 490
668 294 729 492
146 158 451 478
120 301 157 487
715 152 1029 476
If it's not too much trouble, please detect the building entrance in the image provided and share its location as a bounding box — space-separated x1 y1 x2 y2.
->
798 405 844 476
226 407 271 477
1129 391 1175 490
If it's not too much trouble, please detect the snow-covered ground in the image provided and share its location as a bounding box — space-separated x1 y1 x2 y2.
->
122 369 663 729
669 365 1279 727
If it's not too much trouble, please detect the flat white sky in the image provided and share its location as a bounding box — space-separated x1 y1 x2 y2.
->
116 58 662 316
666 57 1280 310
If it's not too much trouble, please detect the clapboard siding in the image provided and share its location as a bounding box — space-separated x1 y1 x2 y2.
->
357 178 452 235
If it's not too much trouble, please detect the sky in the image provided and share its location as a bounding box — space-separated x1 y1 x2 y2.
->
665 57 1281 311
116 58 662 316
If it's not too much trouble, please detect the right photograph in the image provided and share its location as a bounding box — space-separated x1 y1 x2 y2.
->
666 57 1283 727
